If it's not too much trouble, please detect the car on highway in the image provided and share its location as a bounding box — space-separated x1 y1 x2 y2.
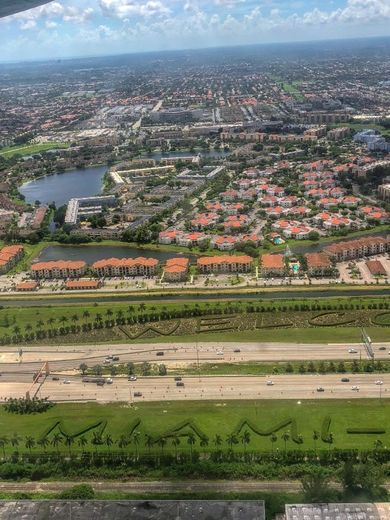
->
341 378 350 382
266 380 274 386
348 348 358 354
216 351 224 356
106 378 113 384
233 349 241 353
128 375 137 381
176 381 184 387
133 391 142 397
112 356 120 361
351 385 360 391
104 359 112 364
156 351 164 356
174 376 182 381
379 347 386 351
316 387 325 392
52 376 59 381
96 380 105 386
63 380 71 384
375 380 384 385
106 355 113 360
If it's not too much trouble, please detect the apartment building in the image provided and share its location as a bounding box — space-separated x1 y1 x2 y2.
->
31 260 86 279
197 255 253 274
0 245 24 274
92 257 159 277
164 257 190 282
305 252 333 277
260 254 285 277
324 236 390 261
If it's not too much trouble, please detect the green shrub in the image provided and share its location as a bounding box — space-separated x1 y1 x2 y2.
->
59 484 95 500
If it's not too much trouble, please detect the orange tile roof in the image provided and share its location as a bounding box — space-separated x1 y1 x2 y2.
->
305 252 332 269
165 257 189 274
16 281 38 290
366 260 387 276
65 280 100 289
197 255 252 266
92 257 159 269
31 260 86 271
261 254 285 269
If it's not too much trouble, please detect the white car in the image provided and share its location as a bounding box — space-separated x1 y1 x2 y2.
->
266 380 274 386
63 380 71 384
375 380 384 385
351 385 360 391
216 351 224 356
106 378 113 384
348 348 358 354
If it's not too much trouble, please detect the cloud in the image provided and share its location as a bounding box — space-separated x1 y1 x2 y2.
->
99 0 170 19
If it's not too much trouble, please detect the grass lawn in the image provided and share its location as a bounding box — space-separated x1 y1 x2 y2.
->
0 143 69 159
140 327 390 345
0 399 389 454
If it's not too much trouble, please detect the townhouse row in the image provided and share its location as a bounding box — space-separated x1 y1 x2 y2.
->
0 245 24 274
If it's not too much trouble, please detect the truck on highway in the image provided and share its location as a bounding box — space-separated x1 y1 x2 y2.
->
82 376 106 385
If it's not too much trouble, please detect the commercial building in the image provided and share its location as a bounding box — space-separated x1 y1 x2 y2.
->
197 255 253 274
31 260 86 279
65 195 117 225
366 260 387 277
260 254 285 277
164 257 190 282
65 280 101 290
324 236 390 262
378 183 390 201
283 503 390 520
0 245 24 274
92 257 159 277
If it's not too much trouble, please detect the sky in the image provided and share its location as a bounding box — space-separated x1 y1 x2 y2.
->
1 0 390 62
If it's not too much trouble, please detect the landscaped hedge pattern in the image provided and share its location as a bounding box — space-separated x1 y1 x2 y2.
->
233 418 303 444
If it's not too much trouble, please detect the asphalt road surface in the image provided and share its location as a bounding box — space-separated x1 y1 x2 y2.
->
0 341 388 375
1 373 388 403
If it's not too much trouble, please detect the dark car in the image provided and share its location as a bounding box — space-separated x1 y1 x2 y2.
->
379 347 386 351
52 376 60 381
112 356 120 361
176 381 185 387
341 377 350 382
134 391 142 397
156 351 164 356
233 348 241 353
174 376 182 381
316 387 325 392
96 380 105 386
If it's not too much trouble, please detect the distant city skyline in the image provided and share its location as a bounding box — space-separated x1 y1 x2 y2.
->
0 0 390 62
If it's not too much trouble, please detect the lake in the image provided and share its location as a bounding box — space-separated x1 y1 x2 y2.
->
19 165 107 207
36 245 196 264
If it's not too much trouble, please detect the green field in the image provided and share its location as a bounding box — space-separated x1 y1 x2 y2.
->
0 142 69 159
0 400 389 455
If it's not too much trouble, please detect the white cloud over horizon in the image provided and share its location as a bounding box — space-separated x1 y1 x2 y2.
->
1 0 390 61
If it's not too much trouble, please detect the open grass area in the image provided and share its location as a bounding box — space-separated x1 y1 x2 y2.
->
0 399 389 454
0 296 389 346
0 142 69 159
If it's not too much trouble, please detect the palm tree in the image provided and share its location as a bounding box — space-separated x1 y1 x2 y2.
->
312 430 319 452
0 437 8 458
10 433 20 449
106 309 113 318
25 436 35 453
12 325 20 336
83 310 90 321
158 437 166 455
144 434 154 456
51 433 63 453
37 436 49 452
117 435 129 452
78 436 88 453
171 436 181 460
132 431 141 459
281 431 290 453
64 436 74 456
226 433 238 451
36 320 45 330
71 314 79 323
187 433 196 460
47 318 55 329
200 437 209 452
25 324 33 333
270 433 277 453
213 434 222 450
240 430 251 453
59 316 68 325
104 434 113 452
374 439 383 451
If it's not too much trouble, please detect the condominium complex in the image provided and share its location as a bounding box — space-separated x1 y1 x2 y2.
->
0 245 24 274
163 257 190 282
197 255 253 274
92 257 159 277
65 195 117 225
31 260 87 279
260 253 285 277
324 236 390 261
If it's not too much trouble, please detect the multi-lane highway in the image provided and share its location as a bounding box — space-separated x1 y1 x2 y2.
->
0 341 388 375
1 373 388 403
